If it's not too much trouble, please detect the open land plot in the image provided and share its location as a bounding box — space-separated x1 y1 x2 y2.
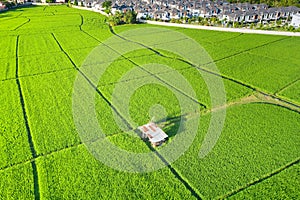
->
18 33 62 56
0 35 16 59
36 145 196 199
0 5 299 199
278 80 300 104
0 162 35 199
18 52 74 76
20 70 80 155
0 58 15 80
0 81 32 169
207 52 300 93
171 103 300 199
229 163 300 199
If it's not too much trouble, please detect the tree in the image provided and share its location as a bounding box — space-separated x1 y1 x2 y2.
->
102 0 112 14
123 10 137 24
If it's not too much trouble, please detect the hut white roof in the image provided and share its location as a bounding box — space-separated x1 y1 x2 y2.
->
138 122 168 143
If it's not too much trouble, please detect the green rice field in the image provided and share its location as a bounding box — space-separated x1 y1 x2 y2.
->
0 5 299 199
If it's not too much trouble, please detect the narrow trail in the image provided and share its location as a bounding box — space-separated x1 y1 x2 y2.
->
15 35 40 200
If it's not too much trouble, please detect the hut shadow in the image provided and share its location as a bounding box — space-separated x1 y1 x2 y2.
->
157 114 188 138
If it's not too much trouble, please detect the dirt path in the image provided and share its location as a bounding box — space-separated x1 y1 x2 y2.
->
208 92 300 114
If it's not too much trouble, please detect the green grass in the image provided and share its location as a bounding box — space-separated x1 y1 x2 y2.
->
53 31 99 50
0 81 32 169
0 162 35 199
0 5 299 199
36 145 195 199
19 33 61 56
0 35 16 59
0 17 29 31
18 52 74 76
207 52 300 93
0 58 15 80
229 163 300 199
97 49 253 109
172 103 300 199
20 70 80 155
249 37 300 65
278 80 300 104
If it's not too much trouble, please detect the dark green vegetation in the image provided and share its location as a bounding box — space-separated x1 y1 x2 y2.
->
227 0 300 7
0 5 299 199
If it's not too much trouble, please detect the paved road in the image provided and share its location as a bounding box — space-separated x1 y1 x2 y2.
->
141 20 300 37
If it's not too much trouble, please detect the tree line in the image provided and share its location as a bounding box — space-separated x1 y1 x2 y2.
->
227 0 300 7
102 0 137 26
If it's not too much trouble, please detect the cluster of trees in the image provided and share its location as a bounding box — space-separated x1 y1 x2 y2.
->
169 16 222 25
227 0 300 7
108 10 137 26
101 0 137 26
102 0 112 14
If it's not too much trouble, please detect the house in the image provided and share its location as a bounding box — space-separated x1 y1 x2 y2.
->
136 10 148 19
153 9 170 21
138 122 168 147
244 10 258 23
257 9 269 22
291 14 300 28
0 2 4 9
170 8 181 19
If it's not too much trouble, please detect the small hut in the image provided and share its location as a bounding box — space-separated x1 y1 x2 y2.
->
138 122 168 147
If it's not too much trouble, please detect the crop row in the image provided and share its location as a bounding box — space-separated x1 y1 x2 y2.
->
278 80 300 104
0 81 32 169
171 103 300 198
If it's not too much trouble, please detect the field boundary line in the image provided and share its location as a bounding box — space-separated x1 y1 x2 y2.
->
13 17 30 31
219 157 300 199
79 13 83 31
110 27 299 111
274 78 300 95
51 32 133 129
0 99 297 173
151 148 204 199
111 25 288 68
15 35 40 200
211 37 288 64
81 27 207 109
52 28 205 199
0 68 74 83
246 48 299 66
213 33 244 44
